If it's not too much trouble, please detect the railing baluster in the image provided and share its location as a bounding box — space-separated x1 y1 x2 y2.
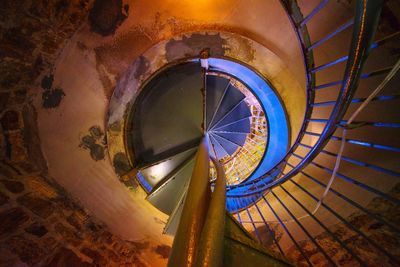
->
292 166 400 234
304 131 400 153
270 190 337 266
311 29 396 73
245 207 263 243
262 195 314 266
233 198 241 222
311 56 348 73
299 143 400 177
307 118 400 128
312 94 399 106
308 20 354 51
279 184 366 266
292 152 400 205
289 179 399 264
253 200 285 256
314 66 392 90
372 31 400 48
300 0 329 27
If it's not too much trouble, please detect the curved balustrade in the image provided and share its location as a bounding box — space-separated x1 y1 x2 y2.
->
227 0 384 198
229 0 400 266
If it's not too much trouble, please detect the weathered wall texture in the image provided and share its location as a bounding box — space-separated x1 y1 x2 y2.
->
0 163 170 266
29 0 303 256
1 0 399 266
285 184 400 266
249 184 400 266
0 0 169 266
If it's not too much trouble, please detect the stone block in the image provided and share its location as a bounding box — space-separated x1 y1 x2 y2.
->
0 92 10 111
25 222 48 237
154 244 171 259
54 223 82 246
45 247 91 267
0 179 25 193
22 104 48 171
0 190 9 205
17 193 54 218
7 235 46 265
6 131 28 162
25 176 58 199
81 247 106 265
0 207 30 237
0 110 20 131
0 249 22 267
66 211 88 232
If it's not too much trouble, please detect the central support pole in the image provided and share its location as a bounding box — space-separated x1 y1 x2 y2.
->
167 138 211 267
194 157 227 267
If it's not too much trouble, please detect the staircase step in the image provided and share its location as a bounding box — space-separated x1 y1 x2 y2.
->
146 159 195 215
213 132 248 147
209 85 246 130
209 134 229 159
163 190 187 236
213 118 251 134
206 75 231 128
212 133 240 155
139 147 197 187
212 100 251 130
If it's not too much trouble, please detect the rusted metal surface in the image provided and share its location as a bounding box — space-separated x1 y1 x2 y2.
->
167 138 211 267
194 157 226 267
223 213 292 267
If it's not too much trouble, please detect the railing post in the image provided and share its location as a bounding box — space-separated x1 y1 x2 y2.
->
194 157 227 267
167 138 211 267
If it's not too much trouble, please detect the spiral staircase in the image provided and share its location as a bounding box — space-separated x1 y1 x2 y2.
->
105 0 400 266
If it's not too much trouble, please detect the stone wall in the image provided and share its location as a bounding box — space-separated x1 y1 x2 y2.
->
0 0 96 170
0 162 162 266
285 183 400 266
0 1 171 266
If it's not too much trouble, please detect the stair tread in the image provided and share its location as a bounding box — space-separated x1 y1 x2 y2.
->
213 132 248 147
210 134 229 159
213 119 251 134
146 159 195 215
212 100 251 130
206 75 231 128
212 133 240 155
140 147 197 187
209 85 246 129
163 191 187 236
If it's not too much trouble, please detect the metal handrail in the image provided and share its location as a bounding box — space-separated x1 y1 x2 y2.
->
226 0 316 192
227 0 383 198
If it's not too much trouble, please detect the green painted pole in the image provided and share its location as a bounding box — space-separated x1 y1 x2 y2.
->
194 157 226 267
167 138 211 267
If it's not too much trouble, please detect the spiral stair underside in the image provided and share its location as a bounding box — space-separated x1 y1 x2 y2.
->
100 1 400 265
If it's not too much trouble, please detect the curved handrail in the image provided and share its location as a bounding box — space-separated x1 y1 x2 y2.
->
227 0 383 198
226 0 316 192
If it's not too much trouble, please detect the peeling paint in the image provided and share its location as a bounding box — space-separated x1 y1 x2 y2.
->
108 121 121 132
133 56 150 80
40 74 54 91
88 0 127 36
165 33 227 62
42 88 65 109
113 152 131 175
154 244 171 259
79 126 106 161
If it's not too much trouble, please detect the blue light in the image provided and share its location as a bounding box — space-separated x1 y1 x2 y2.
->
207 58 289 211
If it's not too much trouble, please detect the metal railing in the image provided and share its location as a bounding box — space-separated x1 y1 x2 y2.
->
227 0 400 265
